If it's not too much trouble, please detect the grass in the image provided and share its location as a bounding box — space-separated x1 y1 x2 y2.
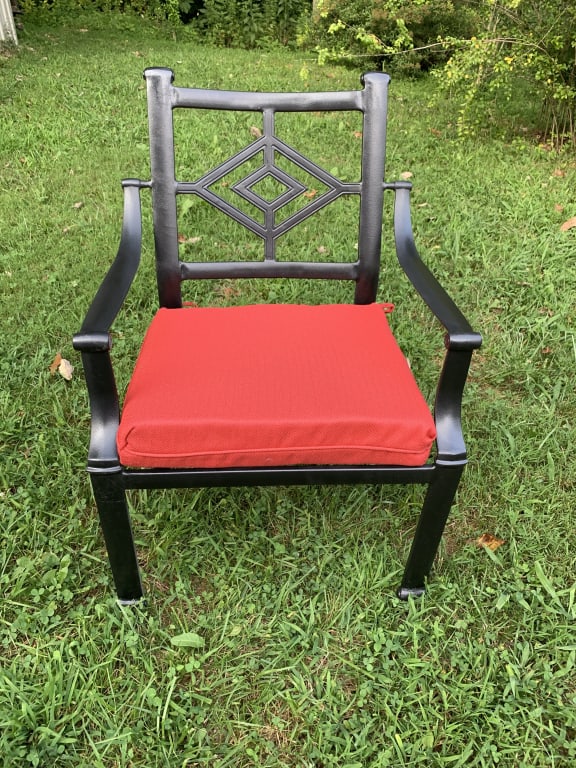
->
1 9 576 767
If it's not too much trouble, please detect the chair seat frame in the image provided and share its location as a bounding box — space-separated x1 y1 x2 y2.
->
73 69 481 603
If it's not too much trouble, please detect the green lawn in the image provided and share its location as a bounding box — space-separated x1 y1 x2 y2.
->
1 11 575 767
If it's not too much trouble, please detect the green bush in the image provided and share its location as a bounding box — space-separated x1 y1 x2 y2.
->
22 0 308 48
440 0 576 145
299 0 481 74
195 0 307 48
21 0 189 23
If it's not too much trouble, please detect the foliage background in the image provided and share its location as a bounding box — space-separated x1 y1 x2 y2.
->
17 0 576 143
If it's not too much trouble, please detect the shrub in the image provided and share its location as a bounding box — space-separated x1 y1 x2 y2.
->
22 0 308 48
440 0 576 145
299 0 481 74
195 0 307 48
21 0 190 23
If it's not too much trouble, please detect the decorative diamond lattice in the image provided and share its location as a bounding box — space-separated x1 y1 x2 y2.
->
233 165 306 213
189 136 344 246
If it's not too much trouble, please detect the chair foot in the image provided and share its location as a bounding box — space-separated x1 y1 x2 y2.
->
399 463 464 596
90 471 144 603
117 596 146 608
397 585 426 601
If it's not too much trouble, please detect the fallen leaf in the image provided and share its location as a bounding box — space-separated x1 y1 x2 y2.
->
552 168 565 177
430 128 442 137
400 171 413 180
476 533 504 552
560 216 576 232
178 235 202 245
49 352 62 375
58 358 74 381
352 131 363 139
73 201 84 210
303 189 318 199
317 245 328 254
170 632 205 649
541 346 553 355
554 204 564 213
216 283 242 300
249 125 262 139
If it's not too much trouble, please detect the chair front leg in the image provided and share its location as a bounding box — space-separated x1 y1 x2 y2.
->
397 462 464 599
90 471 143 604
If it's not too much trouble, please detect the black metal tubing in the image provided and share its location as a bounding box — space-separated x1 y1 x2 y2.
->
123 465 435 490
179 259 358 281
173 87 364 112
90 471 143 603
73 181 145 344
397 463 464 598
73 180 145 470
73 71 481 602
392 183 482 350
144 68 390 307
355 72 389 304
392 182 482 463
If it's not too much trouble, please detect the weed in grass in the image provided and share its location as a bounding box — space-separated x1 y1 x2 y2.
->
1 10 576 766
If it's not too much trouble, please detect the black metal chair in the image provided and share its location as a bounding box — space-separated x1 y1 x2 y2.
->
73 68 481 604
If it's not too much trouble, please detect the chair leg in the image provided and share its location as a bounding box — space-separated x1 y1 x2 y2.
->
397 463 464 600
90 471 144 604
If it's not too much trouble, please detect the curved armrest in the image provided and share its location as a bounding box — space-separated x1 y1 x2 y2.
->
73 180 146 352
73 180 146 471
392 182 481 463
392 183 482 351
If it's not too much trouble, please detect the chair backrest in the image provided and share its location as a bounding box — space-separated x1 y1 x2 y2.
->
144 68 391 308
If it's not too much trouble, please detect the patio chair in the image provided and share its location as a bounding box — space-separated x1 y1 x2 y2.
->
73 68 481 604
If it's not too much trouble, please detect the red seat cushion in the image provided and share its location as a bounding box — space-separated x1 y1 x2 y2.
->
117 304 436 469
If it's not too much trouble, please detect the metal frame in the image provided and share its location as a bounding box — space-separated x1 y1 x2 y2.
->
74 69 481 604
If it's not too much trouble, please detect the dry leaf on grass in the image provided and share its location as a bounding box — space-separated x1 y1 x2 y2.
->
560 217 576 232
400 171 413 180
49 352 62 375
476 533 505 551
249 126 262 138
58 359 74 381
50 352 74 381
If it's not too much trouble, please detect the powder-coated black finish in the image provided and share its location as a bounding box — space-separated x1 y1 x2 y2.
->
74 69 481 604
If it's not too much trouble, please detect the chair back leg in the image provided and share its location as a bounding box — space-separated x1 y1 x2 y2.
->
398 463 464 599
90 472 143 604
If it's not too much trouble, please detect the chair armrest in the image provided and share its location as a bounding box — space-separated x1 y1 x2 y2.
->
392 182 482 351
392 182 481 463
73 180 146 352
73 180 145 471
